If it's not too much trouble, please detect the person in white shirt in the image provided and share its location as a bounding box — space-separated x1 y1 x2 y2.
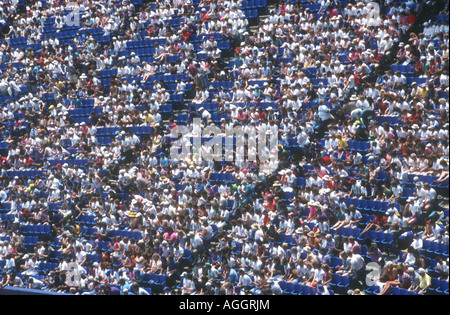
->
350 245 366 284
422 182 437 213
410 234 423 250
386 208 401 233
21 255 40 276
238 268 253 287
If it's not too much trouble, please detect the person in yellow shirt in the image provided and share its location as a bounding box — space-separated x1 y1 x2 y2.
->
414 268 432 295
337 133 348 150
417 84 429 100
144 111 154 125
54 79 65 91
72 221 81 239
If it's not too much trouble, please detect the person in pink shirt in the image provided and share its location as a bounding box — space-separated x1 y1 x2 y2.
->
163 227 178 244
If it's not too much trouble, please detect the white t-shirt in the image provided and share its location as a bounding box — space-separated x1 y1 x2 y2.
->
350 254 365 272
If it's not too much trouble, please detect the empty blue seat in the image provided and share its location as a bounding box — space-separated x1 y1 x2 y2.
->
336 276 350 294
357 199 367 211
435 280 449 295
283 282 296 295
381 233 395 253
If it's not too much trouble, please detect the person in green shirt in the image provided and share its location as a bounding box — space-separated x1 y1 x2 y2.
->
353 161 369 181
382 179 394 200
229 182 238 195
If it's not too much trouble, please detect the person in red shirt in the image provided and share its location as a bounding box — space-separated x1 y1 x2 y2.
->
360 212 388 236
265 195 277 212
200 8 210 23
235 108 248 123
399 137 410 157
404 107 420 125
258 106 266 120
406 12 416 25
21 154 38 168
323 175 336 190
262 211 271 226
327 6 339 19
166 118 177 132
348 48 360 63
180 28 191 41
256 239 266 257
321 154 332 166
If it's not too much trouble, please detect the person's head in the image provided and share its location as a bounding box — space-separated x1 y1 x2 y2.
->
418 268 427 277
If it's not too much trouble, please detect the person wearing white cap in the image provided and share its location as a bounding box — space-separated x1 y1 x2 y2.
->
413 268 432 295
395 42 407 64
47 184 61 202
384 204 402 230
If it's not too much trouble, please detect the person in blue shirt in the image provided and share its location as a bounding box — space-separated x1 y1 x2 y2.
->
241 180 254 204
159 155 169 167
194 178 205 194
224 264 239 284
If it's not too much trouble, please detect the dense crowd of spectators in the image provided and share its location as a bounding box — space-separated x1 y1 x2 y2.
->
0 0 448 295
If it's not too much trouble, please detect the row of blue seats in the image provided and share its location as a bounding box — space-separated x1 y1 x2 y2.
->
77 217 142 239
120 37 231 57
419 240 449 259
126 38 166 49
141 273 166 286
188 101 279 112
390 64 415 76
209 172 236 185
109 229 143 240
22 224 52 235
127 126 154 136
77 215 97 226
0 62 25 71
329 273 356 295
0 202 64 214
96 136 113 146
80 226 98 238
5 170 45 179
68 108 103 118
278 281 324 295
435 14 448 22
0 214 15 222
8 37 27 45
427 278 449 295
342 197 400 213
100 75 189 88
240 0 268 9
95 125 154 138
70 98 95 107
96 127 120 136
42 26 104 37
375 115 404 126
0 141 10 150
47 159 91 167
38 262 59 273
23 236 40 248
244 8 260 21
